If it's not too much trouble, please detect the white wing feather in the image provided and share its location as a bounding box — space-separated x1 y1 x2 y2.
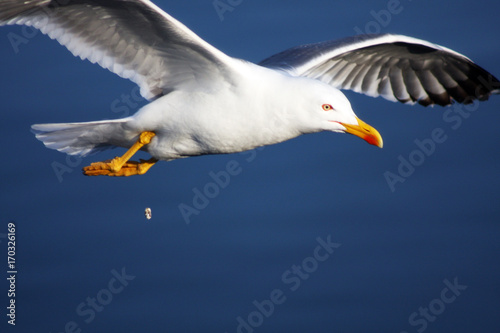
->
0 0 238 100
260 34 499 106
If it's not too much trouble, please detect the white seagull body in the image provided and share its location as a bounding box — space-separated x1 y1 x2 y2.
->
1 0 498 176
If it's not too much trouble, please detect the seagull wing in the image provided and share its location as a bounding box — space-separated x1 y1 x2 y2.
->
0 0 237 100
259 34 500 106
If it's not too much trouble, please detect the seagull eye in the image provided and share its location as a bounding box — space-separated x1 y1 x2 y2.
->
322 104 333 111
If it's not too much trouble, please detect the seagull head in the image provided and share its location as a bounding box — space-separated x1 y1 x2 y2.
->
304 84 383 148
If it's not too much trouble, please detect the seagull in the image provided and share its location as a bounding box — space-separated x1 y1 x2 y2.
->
1 0 498 176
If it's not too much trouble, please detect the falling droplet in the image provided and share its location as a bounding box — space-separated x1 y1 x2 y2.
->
145 207 152 220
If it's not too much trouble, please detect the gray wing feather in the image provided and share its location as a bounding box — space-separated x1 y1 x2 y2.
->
0 0 235 100
259 34 499 106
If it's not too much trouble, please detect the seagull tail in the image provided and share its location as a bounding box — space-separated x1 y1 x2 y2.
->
31 118 133 157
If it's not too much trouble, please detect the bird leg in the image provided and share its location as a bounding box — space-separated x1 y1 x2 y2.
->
82 131 158 176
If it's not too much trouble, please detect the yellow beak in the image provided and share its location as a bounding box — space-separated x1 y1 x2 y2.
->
340 117 383 148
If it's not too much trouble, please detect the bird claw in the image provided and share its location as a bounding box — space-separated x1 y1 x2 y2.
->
81 131 158 177
82 158 158 177
83 160 140 177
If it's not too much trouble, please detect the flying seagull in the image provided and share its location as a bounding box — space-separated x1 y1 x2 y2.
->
1 0 498 176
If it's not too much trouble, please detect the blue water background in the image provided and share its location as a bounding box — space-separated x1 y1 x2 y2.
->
1 0 499 332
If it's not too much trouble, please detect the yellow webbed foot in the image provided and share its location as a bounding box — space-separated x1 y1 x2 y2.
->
81 130 158 177
83 158 158 177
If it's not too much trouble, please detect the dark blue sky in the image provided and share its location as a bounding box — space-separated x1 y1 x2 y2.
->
1 1 499 332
